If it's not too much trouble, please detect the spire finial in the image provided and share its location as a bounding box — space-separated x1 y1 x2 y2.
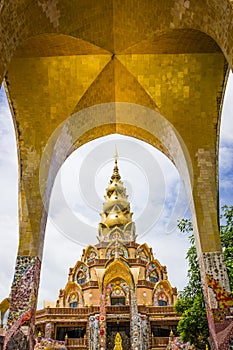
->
111 147 120 181
114 146 118 164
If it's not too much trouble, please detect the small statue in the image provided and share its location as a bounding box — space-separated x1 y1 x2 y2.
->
113 332 122 350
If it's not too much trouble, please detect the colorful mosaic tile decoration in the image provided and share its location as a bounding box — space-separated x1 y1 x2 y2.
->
4 256 41 350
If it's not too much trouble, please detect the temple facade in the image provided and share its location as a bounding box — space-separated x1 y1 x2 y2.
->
35 155 180 350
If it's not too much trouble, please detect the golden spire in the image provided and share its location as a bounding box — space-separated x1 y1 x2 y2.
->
114 146 118 162
98 151 136 243
111 147 121 181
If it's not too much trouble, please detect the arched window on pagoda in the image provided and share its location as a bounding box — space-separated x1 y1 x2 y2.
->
77 271 85 285
158 293 168 306
84 246 98 263
105 279 130 306
106 241 129 259
74 263 90 285
146 260 163 283
153 280 173 306
149 269 159 283
63 282 84 308
110 286 126 306
68 293 78 308
136 244 151 263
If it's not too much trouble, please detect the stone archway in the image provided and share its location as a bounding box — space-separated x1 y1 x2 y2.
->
0 2 232 348
5 100 229 349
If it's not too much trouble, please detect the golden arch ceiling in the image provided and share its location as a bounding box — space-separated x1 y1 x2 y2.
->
6 43 226 255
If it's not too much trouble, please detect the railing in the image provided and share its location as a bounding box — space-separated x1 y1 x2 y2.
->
87 257 153 267
36 305 177 319
36 306 99 318
88 257 149 267
47 307 88 315
138 305 176 314
106 305 130 314
87 259 107 266
66 338 87 346
151 337 169 346
127 258 148 265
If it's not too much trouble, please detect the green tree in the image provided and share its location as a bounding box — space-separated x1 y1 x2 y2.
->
175 205 233 349
176 295 209 349
220 205 233 291
175 222 209 349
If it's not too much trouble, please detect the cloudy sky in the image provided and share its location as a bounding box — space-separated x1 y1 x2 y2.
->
0 72 232 310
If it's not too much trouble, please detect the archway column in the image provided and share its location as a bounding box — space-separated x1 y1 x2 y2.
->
191 149 233 350
98 292 107 350
129 287 141 350
4 150 47 349
2 90 232 350
4 256 41 350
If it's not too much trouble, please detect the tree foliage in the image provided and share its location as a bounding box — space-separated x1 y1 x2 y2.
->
175 221 209 349
175 205 233 349
220 205 233 291
176 295 209 349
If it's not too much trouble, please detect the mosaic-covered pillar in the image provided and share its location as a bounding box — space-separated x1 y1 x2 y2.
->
98 292 106 350
199 253 233 349
129 288 140 350
192 149 233 349
3 256 41 350
89 314 99 350
140 314 150 350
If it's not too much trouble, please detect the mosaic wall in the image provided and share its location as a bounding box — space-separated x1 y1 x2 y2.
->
130 289 140 350
98 293 106 350
203 252 230 295
4 256 41 350
199 253 233 349
140 314 150 350
206 274 233 310
89 314 99 350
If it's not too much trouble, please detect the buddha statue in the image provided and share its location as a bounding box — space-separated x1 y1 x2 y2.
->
113 332 123 350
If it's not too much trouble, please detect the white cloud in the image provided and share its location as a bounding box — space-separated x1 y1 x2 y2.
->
0 215 18 299
219 145 233 174
38 220 83 309
219 71 233 206
220 71 233 145
0 86 18 303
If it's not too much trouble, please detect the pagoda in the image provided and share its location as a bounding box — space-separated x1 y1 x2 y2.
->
35 153 180 350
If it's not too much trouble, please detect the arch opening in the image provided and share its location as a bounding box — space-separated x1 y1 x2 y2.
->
38 132 191 309
0 85 18 307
